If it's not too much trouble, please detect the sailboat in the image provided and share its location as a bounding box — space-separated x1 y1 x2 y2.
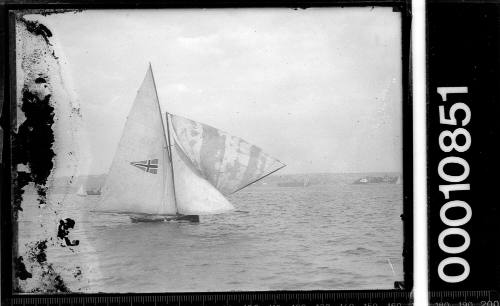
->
76 185 86 197
96 65 286 222
86 187 101 195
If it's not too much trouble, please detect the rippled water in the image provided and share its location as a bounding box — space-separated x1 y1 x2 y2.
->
18 181 403 292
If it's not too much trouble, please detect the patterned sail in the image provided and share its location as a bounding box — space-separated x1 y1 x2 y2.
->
169 114 286 195
98 67 177 215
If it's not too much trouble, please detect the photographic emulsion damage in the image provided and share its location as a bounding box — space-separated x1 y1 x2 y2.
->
2 6 410 297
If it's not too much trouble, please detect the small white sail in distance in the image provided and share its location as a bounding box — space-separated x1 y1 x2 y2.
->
97 65 285 216
76 185 86 196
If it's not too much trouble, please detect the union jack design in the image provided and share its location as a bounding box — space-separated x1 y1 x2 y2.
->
130 159 159 174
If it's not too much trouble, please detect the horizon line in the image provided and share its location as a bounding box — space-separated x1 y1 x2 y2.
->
53 170 403 178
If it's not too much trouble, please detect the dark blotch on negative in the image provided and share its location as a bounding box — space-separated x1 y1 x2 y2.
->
73 266 82 279
23 240 70 292
12 171 31 212
14 256 32 280
57 218 79 247
20 18 53 44
34 240 48 263
52 274 68 292
12 88 55 210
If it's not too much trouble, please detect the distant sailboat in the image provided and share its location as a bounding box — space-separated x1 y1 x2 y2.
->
86 187 101 195
96 65 285 222
76 185 86 197
277 177 310 187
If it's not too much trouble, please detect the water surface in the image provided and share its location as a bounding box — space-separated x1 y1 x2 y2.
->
18 181 403 292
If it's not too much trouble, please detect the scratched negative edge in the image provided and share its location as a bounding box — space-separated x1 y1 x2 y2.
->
1 0 413 305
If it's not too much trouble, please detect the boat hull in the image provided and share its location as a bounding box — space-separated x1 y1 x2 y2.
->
130 214 199 223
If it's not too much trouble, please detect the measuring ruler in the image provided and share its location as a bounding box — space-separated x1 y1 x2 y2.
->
429 291 500 306
6 291 411 306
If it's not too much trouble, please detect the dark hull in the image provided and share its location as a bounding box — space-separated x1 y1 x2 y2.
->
130 214 200 223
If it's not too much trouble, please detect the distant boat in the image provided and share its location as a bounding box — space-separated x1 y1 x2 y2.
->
86 187 101 195
353 175 400 184
395 176 402 185
76 185 86 197
96 65 285 222
353 177 369 184
278 178 310 187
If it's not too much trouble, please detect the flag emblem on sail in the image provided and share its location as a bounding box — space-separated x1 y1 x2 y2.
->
130 159 159 174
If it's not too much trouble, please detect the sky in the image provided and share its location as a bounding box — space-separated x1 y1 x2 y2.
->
32 8 402 175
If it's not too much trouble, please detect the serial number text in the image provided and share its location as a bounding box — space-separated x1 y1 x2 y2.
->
436 86 471 283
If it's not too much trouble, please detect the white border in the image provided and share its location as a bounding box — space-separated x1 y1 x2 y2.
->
412 0 428 304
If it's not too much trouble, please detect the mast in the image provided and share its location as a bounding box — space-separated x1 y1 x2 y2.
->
149 63 179 213
164 112 179 213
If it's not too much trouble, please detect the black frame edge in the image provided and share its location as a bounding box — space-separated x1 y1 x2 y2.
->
1 0 413 301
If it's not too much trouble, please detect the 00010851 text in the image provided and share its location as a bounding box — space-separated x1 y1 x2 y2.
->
436 86 472 283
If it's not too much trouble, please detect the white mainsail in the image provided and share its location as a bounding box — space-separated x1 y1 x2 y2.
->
98 67 176 215
98 66 285 217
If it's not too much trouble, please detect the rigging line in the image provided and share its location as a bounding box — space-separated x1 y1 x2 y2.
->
230 163 287 195
149 63 179 213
